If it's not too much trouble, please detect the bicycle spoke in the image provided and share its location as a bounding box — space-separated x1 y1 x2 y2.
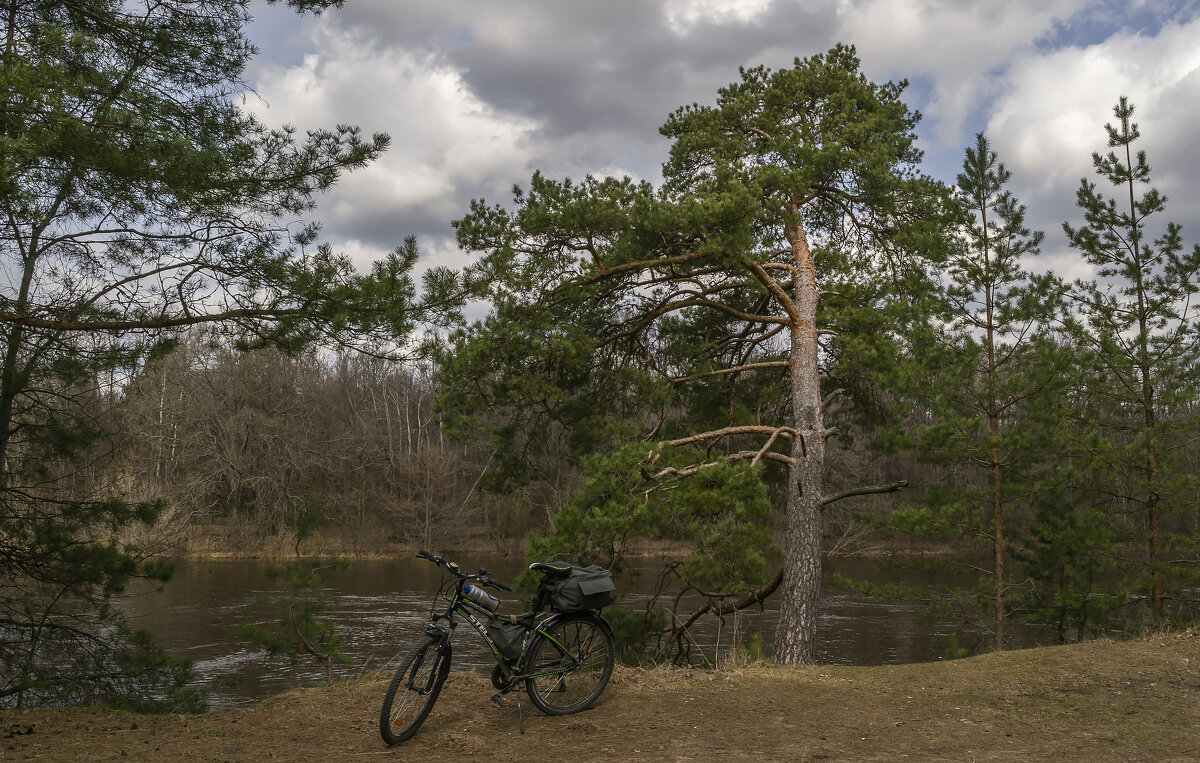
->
525 615 614 715
380 637 449 744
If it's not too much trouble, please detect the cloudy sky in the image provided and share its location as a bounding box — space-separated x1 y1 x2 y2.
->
244 0 1200 284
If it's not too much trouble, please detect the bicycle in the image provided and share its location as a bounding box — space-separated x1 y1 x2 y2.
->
379 549 616 745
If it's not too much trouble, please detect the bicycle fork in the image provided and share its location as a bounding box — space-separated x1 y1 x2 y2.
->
413 626 450 695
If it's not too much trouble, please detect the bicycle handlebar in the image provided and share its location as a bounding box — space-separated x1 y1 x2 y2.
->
415 549 512 592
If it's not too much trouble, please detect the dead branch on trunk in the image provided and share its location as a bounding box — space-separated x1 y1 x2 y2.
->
640 448 796 484
820 480 908 507
669 360 789 384
666 425 798 448
637 425 800 489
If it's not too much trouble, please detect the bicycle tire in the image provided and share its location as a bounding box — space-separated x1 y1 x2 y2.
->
379 634 451 744
523 613 614 715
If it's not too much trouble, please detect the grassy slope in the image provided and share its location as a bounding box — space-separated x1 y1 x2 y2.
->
5 631 1198 761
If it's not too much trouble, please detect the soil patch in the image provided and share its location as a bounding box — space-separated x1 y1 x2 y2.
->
5 632 1198 761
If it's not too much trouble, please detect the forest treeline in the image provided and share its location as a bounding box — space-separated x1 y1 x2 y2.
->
109 339 518 553
3 0 1199 710
97 333 919 552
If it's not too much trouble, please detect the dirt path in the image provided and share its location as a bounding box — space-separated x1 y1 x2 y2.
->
5 632 1198 761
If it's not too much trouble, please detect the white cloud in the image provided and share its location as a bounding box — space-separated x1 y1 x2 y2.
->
247 24 537 249
332 238 392 273
833 0 1090 147
664 0 775 32
240 0 1200 286
986 14 1200 275
330 236 470 278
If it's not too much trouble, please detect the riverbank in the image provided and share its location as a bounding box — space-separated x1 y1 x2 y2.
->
172 526 710 561
163 524 953 561
6 631 1197 761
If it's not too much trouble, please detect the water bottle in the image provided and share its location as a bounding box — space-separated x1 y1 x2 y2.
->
463 584 499 612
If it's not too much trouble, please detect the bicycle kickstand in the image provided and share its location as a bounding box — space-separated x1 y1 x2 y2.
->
516 685 525 734
490 685 526 734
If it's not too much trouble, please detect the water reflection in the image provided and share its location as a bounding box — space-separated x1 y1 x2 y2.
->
120 555 973 709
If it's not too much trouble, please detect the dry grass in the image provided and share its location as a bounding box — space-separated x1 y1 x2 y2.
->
5 631 1198 761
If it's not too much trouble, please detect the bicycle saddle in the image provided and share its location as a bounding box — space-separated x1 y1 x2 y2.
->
528 561 573 577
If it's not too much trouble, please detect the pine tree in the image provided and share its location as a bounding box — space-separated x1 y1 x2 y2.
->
1063 97 1200 623
241 506 351 685
446 45 952 663
901 134 1062 649
0 0 467 707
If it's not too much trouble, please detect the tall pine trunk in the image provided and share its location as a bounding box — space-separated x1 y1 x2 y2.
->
1124 137 1163 620
775 216 825 664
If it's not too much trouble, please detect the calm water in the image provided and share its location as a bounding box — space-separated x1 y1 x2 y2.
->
120 555 974 708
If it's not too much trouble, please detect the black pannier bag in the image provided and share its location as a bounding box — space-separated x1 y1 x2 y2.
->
545 565 616 612
487 617 525 661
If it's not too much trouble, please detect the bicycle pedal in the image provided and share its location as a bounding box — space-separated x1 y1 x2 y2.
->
490 693 506 708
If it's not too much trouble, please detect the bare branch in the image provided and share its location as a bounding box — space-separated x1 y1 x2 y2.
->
670 360 788 384
667 425 797 448
821 388 845 410
577 249 709 285
0 306 309 332
644 449 796 484
821 481 909 507
669 566 784 635
751 428 788 466
734 252 799 323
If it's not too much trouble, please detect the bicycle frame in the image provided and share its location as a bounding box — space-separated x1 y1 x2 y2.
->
426 570 590 689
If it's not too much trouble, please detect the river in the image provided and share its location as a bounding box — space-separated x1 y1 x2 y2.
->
120 555 977 709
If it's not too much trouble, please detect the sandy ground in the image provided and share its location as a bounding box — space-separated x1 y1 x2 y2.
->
4 631 1198 761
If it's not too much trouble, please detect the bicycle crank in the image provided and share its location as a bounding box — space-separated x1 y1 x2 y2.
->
491 664 508 692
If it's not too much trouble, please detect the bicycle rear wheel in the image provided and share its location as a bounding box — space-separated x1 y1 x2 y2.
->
379 634 451 744
523 613 614 715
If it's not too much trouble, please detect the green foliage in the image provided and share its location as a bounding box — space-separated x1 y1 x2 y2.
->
940 632 971 660
20 622 207 713
241 556 352 684
444 45 955 664
827 572 921 602
0 490 209 709
887 132 1065 647
241 503 350 683
0 496 207 711
1013 470 1129 641
604 606 669 666
738 631 768 663
658 44 955 440
524 444 775 595
879 104 1200 647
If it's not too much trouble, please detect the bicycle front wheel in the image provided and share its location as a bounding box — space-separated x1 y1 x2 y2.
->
523 613 614 715
379 634 451 745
